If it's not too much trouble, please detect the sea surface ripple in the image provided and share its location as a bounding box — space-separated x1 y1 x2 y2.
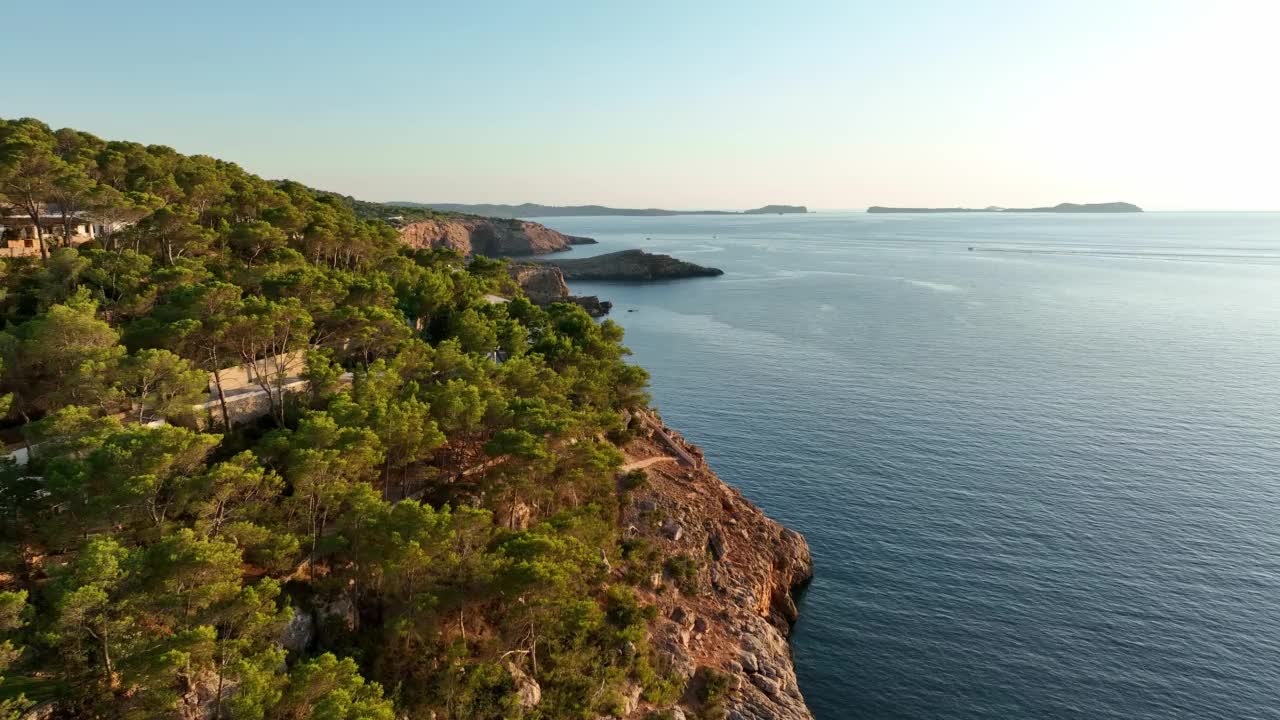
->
544 211 1280 720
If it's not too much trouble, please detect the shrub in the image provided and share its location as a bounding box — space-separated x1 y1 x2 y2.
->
695 666 733 720
663 553 701 595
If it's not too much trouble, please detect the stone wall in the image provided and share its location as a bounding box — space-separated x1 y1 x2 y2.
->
210 350 308 394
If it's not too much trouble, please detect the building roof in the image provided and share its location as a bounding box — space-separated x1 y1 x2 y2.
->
1 213 96 225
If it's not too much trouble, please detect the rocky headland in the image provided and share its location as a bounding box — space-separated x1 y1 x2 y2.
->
535 249 724 282
398 216 596 256
618 410 814 720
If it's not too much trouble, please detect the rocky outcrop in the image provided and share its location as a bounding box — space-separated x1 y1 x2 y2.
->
567 295 612 317
507 264 612 317
399 216 595 257
536 249 723 282
620 411 814 720
280 607 315 654
508 264 571 304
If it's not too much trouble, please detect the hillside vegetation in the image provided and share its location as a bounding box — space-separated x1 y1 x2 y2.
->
0 118 684 719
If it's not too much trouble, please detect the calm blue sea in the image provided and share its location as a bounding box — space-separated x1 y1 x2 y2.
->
540 211 1280 720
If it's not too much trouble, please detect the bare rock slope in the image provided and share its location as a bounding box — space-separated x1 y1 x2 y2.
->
398 216 595 256
622 410 814 720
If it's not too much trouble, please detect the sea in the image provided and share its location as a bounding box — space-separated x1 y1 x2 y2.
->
537 210 1280 720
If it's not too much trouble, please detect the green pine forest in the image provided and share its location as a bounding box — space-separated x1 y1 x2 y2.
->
0 118 687 719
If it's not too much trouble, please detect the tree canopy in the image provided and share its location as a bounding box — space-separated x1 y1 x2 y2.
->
0 118 666 720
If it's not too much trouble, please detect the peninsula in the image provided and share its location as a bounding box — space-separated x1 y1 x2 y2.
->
535 249 725 281
867 201 1142 213
387 201 809 218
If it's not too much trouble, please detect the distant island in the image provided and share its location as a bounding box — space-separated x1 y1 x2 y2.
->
386 201 809 218
867 202 1142 214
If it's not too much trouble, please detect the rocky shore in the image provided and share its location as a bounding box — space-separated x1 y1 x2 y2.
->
398 216 596 256
619 410 814 720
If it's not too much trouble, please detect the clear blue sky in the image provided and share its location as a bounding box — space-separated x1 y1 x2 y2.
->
6 1 1277 209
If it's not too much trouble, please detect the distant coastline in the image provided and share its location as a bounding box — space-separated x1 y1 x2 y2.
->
867 202 1142 214
386 201 809 218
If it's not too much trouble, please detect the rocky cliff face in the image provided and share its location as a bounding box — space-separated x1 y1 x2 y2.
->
507 264 571 304
399 216 596 256
507 263 612 317
621 411 814 720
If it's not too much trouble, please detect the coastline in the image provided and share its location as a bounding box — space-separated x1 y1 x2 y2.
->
623 410 815 720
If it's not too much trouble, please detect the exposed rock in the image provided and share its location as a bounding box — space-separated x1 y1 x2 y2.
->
693 616 709 636
535 249 724 282
620 420 814 720
177 671 236 720
318 593 358 632
279 606 314 654
661 519 684 542
507 264 612 317
506 501 533 530
568 295 612 317
506 661 542 708
750 674 782 701
708 532 727 561
620 682 643 716
508 264 570 304
399 216 594 257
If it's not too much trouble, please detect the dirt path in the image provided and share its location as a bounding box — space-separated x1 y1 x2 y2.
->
620 455 675 472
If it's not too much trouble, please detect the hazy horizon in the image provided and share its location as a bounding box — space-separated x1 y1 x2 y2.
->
8 1 1279 211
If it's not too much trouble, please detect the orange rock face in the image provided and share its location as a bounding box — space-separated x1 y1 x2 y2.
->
398 217 594 257
621 410 815 720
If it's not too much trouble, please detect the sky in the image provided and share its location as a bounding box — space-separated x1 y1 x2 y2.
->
5 1 1278 210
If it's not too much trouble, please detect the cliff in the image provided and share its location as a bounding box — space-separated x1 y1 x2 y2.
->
620 410 814 720
868 201 1142 213
508 263 571 304
398 216 596 256
536 249 724 281
507 263 613 317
